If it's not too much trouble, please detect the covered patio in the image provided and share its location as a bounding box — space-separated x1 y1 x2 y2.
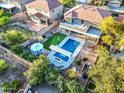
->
0 2 16 14
31 12 50 26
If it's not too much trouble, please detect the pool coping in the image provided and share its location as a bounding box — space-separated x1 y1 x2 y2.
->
48 36 85 69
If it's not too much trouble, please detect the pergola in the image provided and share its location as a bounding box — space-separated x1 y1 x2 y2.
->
0 2 16 13
33 12 50 26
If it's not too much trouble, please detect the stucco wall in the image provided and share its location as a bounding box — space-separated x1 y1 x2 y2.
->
50 5 64 20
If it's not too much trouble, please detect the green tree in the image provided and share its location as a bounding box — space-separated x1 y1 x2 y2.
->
60 0 76 7
0 59 8 73
91 0 105 6
24 55 49 86
89 47 124 93
100 17 123 46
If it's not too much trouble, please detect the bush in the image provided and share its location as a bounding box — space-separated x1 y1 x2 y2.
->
0 16 10 26
3 30 26 45
0 10 4 17
75 59 82 66
0 59 8 73
11 45 23 55
11 45 37 62
2 82 9 92
12 63 17 72
68 68 77 79
10 79 21 91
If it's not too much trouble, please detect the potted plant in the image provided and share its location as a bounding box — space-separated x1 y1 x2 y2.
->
87 80 96 92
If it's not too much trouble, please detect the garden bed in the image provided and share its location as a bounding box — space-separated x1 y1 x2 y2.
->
0 26 38 62
43 33 66 50
0 26 32 46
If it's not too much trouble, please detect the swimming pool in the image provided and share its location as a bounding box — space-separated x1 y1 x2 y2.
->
54 39 80 61
48 37 85 69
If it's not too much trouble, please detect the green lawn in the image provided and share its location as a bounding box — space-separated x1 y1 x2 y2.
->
43 33 66 50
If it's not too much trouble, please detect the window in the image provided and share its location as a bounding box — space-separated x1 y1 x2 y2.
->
52 9 55 13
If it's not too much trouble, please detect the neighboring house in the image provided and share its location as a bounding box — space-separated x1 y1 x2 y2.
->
108 0 124 14
59 5 112 42
76 0 92 4
108 0 124 8
25 0 64 25
0 0 33 13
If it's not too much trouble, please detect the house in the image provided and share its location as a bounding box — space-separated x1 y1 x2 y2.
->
25 0 64 25
0 0 33 13
76 0 92 4
108 0 124 8
108 0 124 14
59 5 112 43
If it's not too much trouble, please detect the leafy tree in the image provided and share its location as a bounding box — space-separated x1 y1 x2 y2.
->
102 35 113 45
100 17 118 35
89 47 124 93
24 55 49 86
91 0 105 6
60 0 76 7
100 17 123 47
0 59 8 73
24 55 84 93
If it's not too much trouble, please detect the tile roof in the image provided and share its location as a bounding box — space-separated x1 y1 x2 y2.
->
34 12 49 20
26 0 61 11
65 5 112 25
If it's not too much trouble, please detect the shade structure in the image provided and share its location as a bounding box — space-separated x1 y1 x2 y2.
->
31 43 43 56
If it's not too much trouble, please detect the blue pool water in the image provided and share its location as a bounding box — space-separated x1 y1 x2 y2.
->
54 39 80 61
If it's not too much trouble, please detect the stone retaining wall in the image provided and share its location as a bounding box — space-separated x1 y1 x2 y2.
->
0 45 31 68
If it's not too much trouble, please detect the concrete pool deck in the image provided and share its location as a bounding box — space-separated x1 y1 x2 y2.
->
48 36 85 69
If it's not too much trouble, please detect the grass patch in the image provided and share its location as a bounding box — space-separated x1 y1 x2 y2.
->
43 33 66 50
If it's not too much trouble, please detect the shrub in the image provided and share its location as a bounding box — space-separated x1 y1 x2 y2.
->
68 68 77 79
0 16 10 26
0 9 4 17
11 45 37 62
2 82 9 92
0 59 8 73
75 59 82 66
10 45 23 55
3 30 26 45
12 63 17 72
10 79 21 91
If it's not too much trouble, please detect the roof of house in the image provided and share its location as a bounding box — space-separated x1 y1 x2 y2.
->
26 0 61 11
65 5 112 25
34 12 49 20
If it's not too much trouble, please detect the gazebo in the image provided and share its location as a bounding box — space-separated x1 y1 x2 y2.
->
31 43 44 56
